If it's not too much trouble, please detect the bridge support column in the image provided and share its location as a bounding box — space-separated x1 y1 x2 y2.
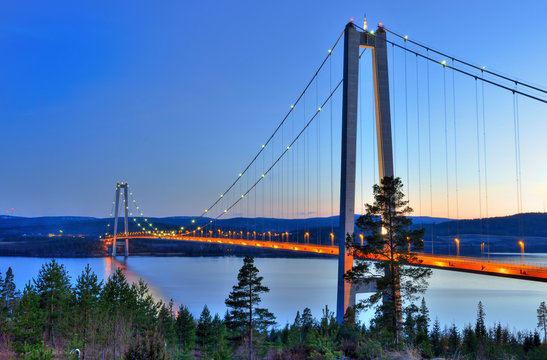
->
112 182 130 257
337 23 394 323
337 23 360 323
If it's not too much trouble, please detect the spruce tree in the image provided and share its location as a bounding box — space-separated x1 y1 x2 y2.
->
157 300 176 347
2 267 20 315
175 304 196 353
12 282 46 352
225 256 275 359
100 267 135 359
537 301 547 343
73 264 102 360
430 318 442 356
448 323 460 354
211 313 231 359
403 304 418 344
416 297 430 335
34 259 71 343
196 305 214 358
475 301 486 339
345 176 431 345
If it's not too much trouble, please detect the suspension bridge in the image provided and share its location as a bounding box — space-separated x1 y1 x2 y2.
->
102 19 547 322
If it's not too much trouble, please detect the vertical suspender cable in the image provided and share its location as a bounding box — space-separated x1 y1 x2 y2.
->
452 61 460 236
513 91 524 240
443 67 451 247
427 49 434 254
330 53 334 238
481 73 490 258
372 57 377 185
404 40 410 202
475 79 483 244
392 43 397 176
359 52 364 213
316 76 320 242
416 54 422 216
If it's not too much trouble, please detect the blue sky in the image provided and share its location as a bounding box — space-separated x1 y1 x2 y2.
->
1 0 546 218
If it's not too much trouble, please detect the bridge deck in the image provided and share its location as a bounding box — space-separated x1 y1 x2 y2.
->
107 234 547 282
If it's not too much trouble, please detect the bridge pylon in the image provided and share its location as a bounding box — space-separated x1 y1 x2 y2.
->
111 181 130 257
337 22 394 323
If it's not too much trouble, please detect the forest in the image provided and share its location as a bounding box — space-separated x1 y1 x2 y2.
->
0 258 545 360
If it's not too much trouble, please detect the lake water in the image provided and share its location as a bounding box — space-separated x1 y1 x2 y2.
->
0 255 546 332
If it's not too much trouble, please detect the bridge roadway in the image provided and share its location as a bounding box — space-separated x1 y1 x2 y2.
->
106 233 547 282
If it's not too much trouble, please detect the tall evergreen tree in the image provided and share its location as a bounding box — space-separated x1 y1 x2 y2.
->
34 259 71 343
314 305 339 352
225 256 275 359
448 323 460 354
175 304 196 353
12 282 46 352
211 313 231 359
475 301 487 339
537 301 547 343
157 300 176 346
131 279 160 332
416 297 430 336
100 267 135 359
430 318 442 356
73 264 103 360
196 305 214 358
345 177 431 346
2 267 21 315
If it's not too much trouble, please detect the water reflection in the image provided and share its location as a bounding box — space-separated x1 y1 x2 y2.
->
0 255 545 331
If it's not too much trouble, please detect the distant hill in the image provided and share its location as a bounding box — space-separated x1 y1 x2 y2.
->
1 213 546 256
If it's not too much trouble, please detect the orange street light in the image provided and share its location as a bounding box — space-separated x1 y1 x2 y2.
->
329 233 334 246
454 238 460 257
407 236 411 253
304 232 310 243
518 240 524 263
359 233 364 246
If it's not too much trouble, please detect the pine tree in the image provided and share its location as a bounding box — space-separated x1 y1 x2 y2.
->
301 307 314 334
224 256 275 359
345 176 431 346
537 301 547 343
196 305 214 358
314 305 339 352
175 304 196 353
475 301 486 339
73 264 102 360
12 282 46 352
34 259 71 343
100 267 135 359
289 311 303 345
211 313 231 359
131 279 160 333
157 300 177 347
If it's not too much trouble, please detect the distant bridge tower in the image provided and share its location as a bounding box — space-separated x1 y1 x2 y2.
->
112 181 130 257
337 22 394 322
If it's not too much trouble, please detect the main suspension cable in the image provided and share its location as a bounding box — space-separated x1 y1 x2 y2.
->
383 38 547 104
192 29 346 223
381 26 547 95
